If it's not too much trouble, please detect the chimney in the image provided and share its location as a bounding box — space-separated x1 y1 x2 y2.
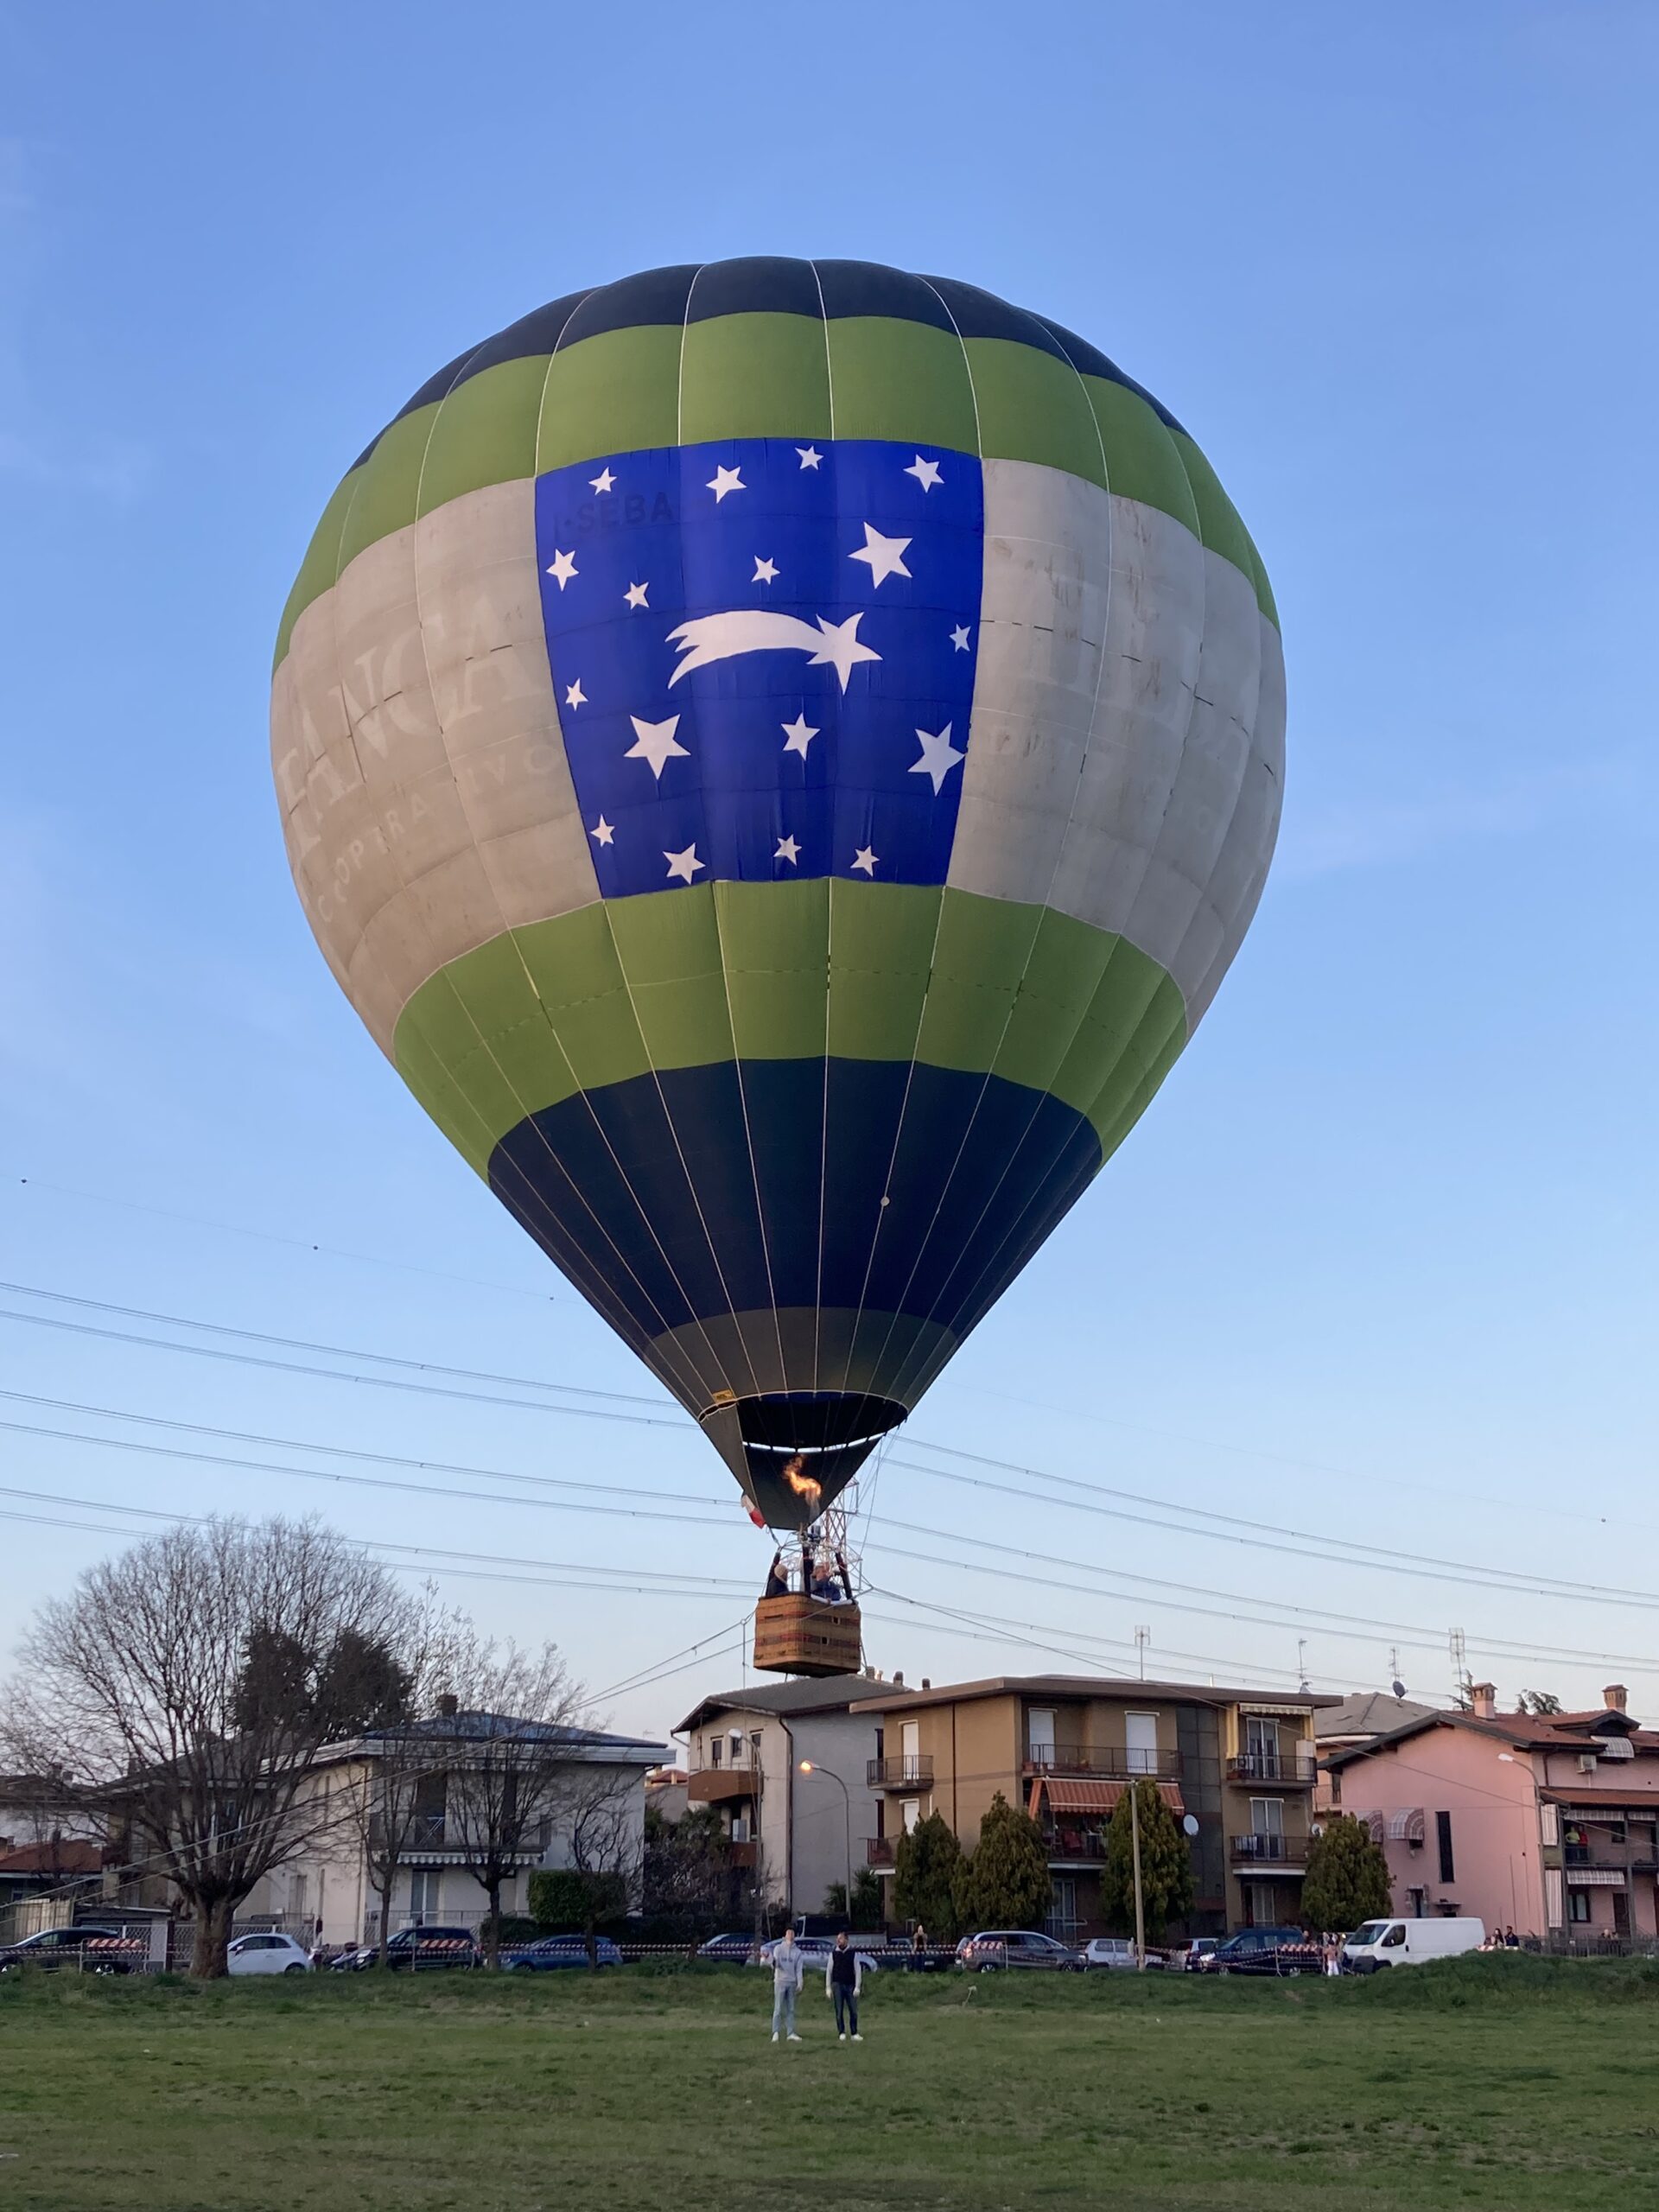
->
921 1678 931 1691
1471 1683 1497 1719
1605 1684 1629 1713
893 1671 905 1688
436 1693 459 1719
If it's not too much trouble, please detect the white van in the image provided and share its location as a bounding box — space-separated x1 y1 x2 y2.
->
1342 1916 1485 1972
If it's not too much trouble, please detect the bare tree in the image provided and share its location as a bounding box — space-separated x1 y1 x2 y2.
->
565 1762 645 1962
10 1518 416 1978
427 1630 588 1967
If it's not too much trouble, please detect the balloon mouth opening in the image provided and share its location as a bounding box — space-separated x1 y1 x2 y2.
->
698 1390 906 1528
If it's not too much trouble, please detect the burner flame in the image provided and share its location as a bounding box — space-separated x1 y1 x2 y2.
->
781 1456 822 1507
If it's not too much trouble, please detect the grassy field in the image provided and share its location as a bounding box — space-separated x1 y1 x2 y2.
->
2 1954 1656 2210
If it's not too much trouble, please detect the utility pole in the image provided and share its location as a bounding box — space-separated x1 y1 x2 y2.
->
1128 1781 1147 1971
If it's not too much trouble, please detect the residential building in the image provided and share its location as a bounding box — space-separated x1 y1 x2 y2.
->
1324 1683 1659 1944
644 1768 690 1824
1313 1691 1437 1813
238 1710 664 1944
675 1675 891 1918
852 1674 1336 1937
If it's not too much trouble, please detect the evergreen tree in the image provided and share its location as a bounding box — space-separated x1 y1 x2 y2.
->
892 1810 966 1941
954 1792 1052 1932
1100 1779 1195 1939
1300 1813 1393 1932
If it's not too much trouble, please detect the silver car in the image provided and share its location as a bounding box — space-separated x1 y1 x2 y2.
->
1081 1936 1166 1971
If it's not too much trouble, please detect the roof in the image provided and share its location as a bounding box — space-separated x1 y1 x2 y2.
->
676 1674 891 1735
1028 1776 1185 1818
1316 1692 1438 1742
1542 1787 1659 1809
0 1840 102 1877
1324 1708 1615 1770
328 1714 664 1764
849 1673 1338 1718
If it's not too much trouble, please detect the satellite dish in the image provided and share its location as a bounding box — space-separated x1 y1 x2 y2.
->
1181 1814 1200 1838
1391 1681 1408 1700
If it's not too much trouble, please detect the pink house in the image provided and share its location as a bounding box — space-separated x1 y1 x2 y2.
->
1323 1685 1659 1945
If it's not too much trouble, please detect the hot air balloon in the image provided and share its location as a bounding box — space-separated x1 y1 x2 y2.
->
271 258 1283 1546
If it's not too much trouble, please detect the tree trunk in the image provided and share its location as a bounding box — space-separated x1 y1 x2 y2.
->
190 1894 235 1980
372 1870 391 1967
483 1878 501 1967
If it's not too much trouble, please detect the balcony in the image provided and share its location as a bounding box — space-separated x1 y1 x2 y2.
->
728 1841 756 1871
686 1767 763 1806
369 1812 550 1865
1024 1748 1183 1781
1044 1823 1108 1865
866 1836 896 1867
868 1756 934 1790
1230 1832 1312 1867
1227 1752 1318 1787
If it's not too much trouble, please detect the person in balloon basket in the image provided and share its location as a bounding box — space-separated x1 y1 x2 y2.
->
825 1931 868 2041
770 1929 805 2042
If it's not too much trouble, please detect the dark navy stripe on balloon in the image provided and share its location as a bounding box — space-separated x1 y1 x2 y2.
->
486 1059 1103 1351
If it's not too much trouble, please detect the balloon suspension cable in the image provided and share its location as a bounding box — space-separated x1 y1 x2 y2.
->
757 1483 862 1606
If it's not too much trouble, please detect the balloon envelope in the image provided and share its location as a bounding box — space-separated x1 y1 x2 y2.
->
271 259 1283 1528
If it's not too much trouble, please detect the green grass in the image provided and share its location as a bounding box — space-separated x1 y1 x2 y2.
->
2 1955 1656 2209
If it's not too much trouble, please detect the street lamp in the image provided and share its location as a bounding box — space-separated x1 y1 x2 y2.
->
798 1760 854 1923
1498 1751 1548 1939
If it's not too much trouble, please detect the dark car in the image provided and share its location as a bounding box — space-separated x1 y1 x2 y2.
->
503 1935 623 1971
1204 1927 1320 1976
334 1925 480 1972
695 1931 759 1964
956 1929 1083 1972
0 1924 147 1975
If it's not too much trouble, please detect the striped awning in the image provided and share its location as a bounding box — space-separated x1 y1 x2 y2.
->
1027 1777 1185 1819
1351 1810 1385 1844
1386 1808 1426 1843
1565 1869 1626 1887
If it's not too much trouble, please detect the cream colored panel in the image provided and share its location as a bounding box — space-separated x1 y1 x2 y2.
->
1186 612 1286 1024
946 459 1111 904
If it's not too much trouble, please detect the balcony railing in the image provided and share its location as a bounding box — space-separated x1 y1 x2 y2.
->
866 1836 896 1867
1230 1832 1312 1866
1024 1748 1183 1780
1044 1823 1108 1864
1226 1752 1318 1786
687 1767 763 1805
868 1756 933 1789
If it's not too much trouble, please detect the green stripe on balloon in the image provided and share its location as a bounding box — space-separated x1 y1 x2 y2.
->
391 883 1186 1177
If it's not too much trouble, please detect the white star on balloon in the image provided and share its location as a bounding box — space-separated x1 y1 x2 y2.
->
752 556 779 584
626 714 690 779
781 714 819 760
950 624 971 652
910 721 965 795
851 846 878 876
708 464 746 502
664 842 704 885
796 446 823 470
564 678 587 709
624 581 649 610
905 454 944 492
849 523 912 588
775 835 801 865
589 817 614 848
589 467 616 494
546 549 578 590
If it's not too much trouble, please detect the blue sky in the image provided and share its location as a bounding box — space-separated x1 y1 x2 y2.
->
3 2 1656 1749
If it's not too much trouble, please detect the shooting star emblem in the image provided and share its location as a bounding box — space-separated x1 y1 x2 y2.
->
666 609 881 694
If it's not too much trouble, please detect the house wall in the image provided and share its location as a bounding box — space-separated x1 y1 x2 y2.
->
1332 1729 1548 1936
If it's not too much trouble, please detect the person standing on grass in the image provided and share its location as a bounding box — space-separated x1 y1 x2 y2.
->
825 1931 868 2042
770 1929 805 2042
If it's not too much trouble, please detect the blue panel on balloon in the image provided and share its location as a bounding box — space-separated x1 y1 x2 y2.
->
534 438 983 893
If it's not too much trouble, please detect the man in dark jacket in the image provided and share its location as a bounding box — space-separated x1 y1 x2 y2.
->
825 1931 868 2041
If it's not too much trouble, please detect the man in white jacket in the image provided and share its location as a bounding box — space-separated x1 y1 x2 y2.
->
824 1931 868 2042
770 1929 804 2042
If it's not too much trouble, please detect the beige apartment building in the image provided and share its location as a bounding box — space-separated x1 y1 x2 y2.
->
853 1674 1336 1938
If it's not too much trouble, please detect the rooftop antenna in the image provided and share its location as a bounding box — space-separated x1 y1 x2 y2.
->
1297 1638 1310 1694
1389 1647 1406 1700
1134 1626 1150 1681
1448 1628 1470 1707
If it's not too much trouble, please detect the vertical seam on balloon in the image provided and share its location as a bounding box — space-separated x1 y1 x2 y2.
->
1188 610 1283 1027
531 290 594 479
392 336 724 1412
874 322 1124 1414
823 272 979 1418
885 413 1217 1407
808 261 835 1402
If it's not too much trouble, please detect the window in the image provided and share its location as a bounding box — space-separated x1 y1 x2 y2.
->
290 1873 308 1921
1612 1891 1630 1936
709 1735 722 1768
1568 1888 1591 1924
1250 1798 1285 1840
901 1798 921 1834
729 1730 746 1765
1125 1713 1159 1776
1245 1715 1281 1776
1027 1708 1056 1766
1435 1810 1455 1884
900 1719 922 1782
1544 1869 1564 1928
409 1870 442 1921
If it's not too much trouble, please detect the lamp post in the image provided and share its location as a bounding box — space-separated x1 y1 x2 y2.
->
798 1760 854 1923
1498 1751 1548 1941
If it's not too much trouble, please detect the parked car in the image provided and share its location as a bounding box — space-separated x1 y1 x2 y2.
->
1173 1938 1219 1972
333 1925 480 1972
0 1924 146 1975
695 1931 759 1964
1081 1936 1166 1971
1203 1927 1321 1976
1342 1917 1485 1973
956 1929 1084 1972
503 1935 624 1971
226 1931 313 1976
757 1936 881 1972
